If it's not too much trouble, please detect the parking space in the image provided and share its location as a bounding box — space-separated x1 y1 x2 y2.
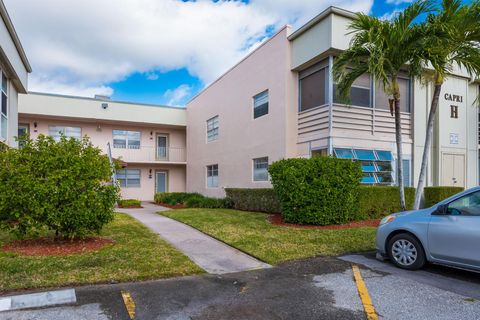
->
1 255 479 320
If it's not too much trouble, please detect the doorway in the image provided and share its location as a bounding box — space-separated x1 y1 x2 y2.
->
156 171 168 193
156 134 169 160
441 153 465 187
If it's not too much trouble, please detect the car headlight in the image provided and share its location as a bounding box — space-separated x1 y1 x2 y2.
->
380 215 396 225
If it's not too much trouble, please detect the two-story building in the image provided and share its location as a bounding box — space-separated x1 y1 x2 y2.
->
186 6 479 197
0 0 31 148
18 92 187 201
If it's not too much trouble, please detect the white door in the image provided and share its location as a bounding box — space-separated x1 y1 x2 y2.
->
441 153 465 187
156 134 168 160
156 171 168 193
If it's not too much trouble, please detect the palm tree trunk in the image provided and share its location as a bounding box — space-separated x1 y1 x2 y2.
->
413 82 443 209
394 97 406 211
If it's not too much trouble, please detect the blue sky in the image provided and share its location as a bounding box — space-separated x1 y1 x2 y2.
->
5 0 434 107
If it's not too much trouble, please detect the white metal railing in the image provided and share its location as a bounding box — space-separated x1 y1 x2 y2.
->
109 145 186 163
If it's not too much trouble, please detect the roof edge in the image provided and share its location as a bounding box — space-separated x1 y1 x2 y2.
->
0 0 32 72
288 6 357 41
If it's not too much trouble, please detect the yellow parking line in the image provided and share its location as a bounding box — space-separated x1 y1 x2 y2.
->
352 265 378 320
121 291 136 319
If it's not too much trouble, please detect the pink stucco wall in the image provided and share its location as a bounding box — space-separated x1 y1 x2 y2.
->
19 116 186 200
186 26 297 198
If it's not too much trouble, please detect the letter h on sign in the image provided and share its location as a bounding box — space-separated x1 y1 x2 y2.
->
450 105 458 119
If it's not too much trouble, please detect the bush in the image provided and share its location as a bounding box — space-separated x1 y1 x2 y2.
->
118 199 141 208
155 192 232 209
424 186 464 207
154 192 202 205
0 135 119 239
268 157 363 225
225 188 281 213
357 186 415 219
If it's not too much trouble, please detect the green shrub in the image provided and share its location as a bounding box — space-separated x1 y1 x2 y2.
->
155 192 231 209
154 192 201 205
0 135 119 239
225 188 281 213
424 186 464 207
268 157 363 225
357 186 415 219
118 199 141 207
185 196 230 209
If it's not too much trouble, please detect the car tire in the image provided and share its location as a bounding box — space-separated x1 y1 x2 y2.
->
387 233 426 270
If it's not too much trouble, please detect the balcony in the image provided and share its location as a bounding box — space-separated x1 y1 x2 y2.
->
110 145 186 164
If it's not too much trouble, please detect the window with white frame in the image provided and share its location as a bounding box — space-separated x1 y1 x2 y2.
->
207 116 219 142
207 164 219 188
334 148 395 185
333 72 371 108
48 126 82 141
117 169 141 188
113 130 141 149
0 73 7 141
253 157 269 181
299 61 329 112
375 76 411 112
253 91 269 119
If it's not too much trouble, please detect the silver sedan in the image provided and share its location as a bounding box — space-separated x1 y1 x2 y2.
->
376 186 480 271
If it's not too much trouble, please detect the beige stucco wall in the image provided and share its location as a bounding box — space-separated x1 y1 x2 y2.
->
186 27 296 197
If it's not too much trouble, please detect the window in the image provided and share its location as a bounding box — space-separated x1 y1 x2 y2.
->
113 130 141 149
253 91 269 119
17 124 29 149
117 169 141 188
311 149 328 157
0 73 7 141
375 77 411 112
253 157 269 181
207 116 219 142
48 126 82 141
403 159 411 187
447 191 480 216
334 148 395 185
299 61 328 112
207 164 219 188
334 72 371 108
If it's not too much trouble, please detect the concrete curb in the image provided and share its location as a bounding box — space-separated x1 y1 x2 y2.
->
0 289 76 312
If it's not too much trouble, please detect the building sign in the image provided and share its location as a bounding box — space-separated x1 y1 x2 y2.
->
444 93 463 103
450 133 459 145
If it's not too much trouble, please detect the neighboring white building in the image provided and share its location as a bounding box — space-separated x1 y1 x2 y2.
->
0 0 31 148
186 6 480 197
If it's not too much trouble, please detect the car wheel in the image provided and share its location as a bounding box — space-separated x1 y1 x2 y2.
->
387 233 426 270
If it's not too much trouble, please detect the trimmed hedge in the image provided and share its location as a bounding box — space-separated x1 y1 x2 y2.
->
154 192 232 209
424 186 464 207
358 186 415 219
225 188 281 213
118 199 141 208
269 157 363 225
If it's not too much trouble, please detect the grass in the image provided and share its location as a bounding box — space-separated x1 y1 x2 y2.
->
0 213 203 292
161 209 377 265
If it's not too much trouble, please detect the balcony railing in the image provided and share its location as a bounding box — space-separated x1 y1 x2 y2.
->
110 145 186 163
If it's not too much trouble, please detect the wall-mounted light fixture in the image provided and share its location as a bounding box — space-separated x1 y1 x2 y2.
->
96 124 102 132
150 131 153 140
33 122 38 132
149 169 152 179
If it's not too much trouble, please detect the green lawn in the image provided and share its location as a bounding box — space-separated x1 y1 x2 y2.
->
161 209 377 265
0 213 203 292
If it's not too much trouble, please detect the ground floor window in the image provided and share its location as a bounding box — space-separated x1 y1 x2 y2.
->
253 157 269 181
117 169 141 188
334 148 394 185
207 164 218 188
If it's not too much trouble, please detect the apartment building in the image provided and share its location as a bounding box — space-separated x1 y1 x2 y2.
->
0 1 31 148
18 93 187 201
187 6 479 197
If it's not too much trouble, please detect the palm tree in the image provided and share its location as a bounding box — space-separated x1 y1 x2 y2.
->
333 1 432 211
413 0 480 210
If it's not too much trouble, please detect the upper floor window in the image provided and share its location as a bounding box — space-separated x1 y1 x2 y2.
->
0 73 7 141
253 157 269 181
48 125 82 141
207 164 219 188
207 116 219 142
334 72 371 108
113 130 141 149
253 91 269 119
117 169 141 188
299 61 328 112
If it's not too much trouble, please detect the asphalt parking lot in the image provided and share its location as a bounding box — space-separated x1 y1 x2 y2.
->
1 254 479 320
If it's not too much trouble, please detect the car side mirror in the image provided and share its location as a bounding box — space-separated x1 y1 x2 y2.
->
433 204 447 215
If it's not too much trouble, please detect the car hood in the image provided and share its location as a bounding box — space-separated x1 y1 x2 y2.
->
392 208 430 218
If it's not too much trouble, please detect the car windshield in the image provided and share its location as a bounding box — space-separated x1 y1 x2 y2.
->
447 191 480 216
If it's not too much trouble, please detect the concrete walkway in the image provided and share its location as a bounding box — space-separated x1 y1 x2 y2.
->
119 202 271 274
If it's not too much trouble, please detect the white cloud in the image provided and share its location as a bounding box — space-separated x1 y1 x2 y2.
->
5 0 373 99
162 84 192 107
380 9 403 21
386 0 413 5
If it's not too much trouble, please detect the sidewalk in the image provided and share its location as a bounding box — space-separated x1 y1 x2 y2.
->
119 203 271 274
